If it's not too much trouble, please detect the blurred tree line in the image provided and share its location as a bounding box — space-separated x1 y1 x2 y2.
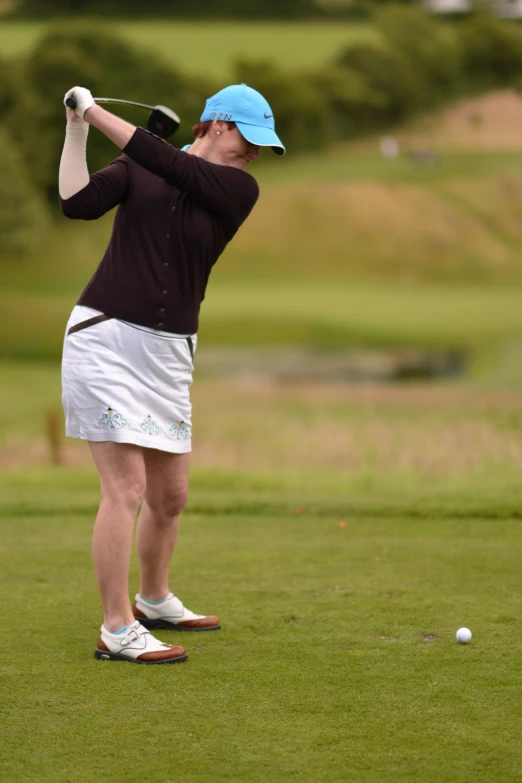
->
11 0 371 19
3 6 522 254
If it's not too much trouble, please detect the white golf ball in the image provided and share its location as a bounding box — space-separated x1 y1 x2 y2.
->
456 627 472 644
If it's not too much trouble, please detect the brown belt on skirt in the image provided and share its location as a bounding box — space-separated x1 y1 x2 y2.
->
67 314 113 336
67 314 195 358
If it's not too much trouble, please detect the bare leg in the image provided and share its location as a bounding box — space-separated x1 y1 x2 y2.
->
89 442 146 632
136 450 190 601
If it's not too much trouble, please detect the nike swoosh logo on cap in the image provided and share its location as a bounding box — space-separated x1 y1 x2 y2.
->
264 113 273 119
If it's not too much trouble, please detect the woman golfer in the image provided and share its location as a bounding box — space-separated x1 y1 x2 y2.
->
60 83 285 664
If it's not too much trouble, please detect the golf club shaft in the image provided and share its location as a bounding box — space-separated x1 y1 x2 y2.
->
65 95 180 139
66 96 154 111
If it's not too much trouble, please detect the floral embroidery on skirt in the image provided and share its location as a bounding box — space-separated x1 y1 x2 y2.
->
169 421 191 440
140 414 160 436
97 407 130 429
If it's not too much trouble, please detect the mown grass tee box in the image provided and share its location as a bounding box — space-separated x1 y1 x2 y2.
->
1 462 521 783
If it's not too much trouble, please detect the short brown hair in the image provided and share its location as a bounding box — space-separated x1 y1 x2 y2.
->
192 120 236 138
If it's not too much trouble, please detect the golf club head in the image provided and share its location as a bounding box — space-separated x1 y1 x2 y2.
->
147 105 180 139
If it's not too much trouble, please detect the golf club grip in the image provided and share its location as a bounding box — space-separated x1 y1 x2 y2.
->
65 96 77 109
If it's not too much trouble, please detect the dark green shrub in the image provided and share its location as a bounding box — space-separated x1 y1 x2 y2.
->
374 5 464 108
0 57 25 118
334 44 424 126
0 129 50 255
457 15 522 89
12 0 345 19
310 65 386 138
4 27 216 202
232 59 330 153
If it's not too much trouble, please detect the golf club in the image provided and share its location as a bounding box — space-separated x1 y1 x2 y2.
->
65 96 180 139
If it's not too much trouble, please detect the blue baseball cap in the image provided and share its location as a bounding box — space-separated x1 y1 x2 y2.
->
200 83 285 156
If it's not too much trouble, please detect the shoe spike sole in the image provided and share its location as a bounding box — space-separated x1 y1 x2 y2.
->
137 618 221 632
94 649 188 664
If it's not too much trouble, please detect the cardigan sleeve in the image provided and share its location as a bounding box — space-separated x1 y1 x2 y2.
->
59 157 129 221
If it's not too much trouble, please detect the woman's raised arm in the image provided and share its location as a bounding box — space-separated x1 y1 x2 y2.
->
60 95 129 221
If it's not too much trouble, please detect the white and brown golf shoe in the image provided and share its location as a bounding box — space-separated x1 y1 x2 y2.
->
95 620 188 664
132 593 221 632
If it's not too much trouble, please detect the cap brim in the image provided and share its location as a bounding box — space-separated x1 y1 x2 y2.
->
235 121 286 156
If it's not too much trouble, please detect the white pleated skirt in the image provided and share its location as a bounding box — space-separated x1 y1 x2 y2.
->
62 306 196 453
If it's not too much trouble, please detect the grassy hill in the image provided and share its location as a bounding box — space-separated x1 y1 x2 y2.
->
392 90 522 153
2 91 522 366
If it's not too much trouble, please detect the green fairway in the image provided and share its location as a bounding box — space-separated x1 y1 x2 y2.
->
2 277 522 362
259 149 522 185
1 465 521 783
0 19 376 78
198 280 522 349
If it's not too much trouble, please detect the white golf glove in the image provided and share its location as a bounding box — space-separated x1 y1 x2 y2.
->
64 86 95 119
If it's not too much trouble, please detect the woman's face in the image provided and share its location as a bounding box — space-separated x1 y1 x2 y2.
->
215 122 259 169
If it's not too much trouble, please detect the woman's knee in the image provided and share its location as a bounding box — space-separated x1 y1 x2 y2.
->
101 477 146 514
147 486 188 520
92 443 146 513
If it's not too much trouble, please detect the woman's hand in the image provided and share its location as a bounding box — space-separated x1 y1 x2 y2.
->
64 85 135 150
63 86 95 120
